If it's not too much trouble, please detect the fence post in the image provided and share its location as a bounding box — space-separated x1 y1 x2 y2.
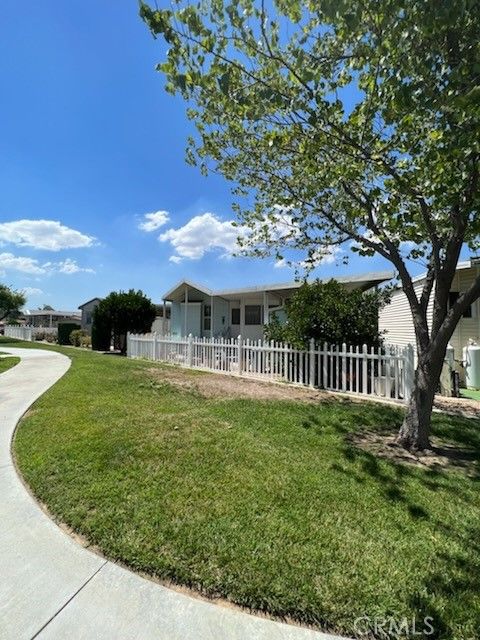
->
309 338 315 388
322 342 328 389
237 335 243 375
187 333 193 367
362 344 368 394
404 343 415 403
126 332 131 358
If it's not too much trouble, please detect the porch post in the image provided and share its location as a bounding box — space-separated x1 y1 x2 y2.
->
240 297 245 337
184 285 188 337
263 291 269 326
210 296 213 338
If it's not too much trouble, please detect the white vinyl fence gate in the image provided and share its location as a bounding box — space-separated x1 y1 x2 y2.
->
128 333 415 403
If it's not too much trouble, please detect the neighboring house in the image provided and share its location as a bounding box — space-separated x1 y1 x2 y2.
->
162 271 393 340
24 309 81 328
379 259 480 362
78 298 102 334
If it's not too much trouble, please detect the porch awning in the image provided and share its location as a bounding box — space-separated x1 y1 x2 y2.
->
162 280 214 303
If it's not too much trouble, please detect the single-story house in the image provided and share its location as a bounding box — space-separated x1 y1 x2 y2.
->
162 271 394 340
24 309 81 328
78 298 103 334
379 259 480 362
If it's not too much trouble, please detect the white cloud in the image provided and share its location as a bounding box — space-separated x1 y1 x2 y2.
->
0 253 46 276
159 212 240 262
0 219 95 251
138 210 170 232
21 287 43 296
56 258 95 274
0 252 94 276
274 258 287 269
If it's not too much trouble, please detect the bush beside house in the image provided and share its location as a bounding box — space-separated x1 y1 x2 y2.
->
69 329 91 348
265 280 389 348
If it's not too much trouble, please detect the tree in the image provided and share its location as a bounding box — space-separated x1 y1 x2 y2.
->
40 304 54 311
265 280 388 348
92 290 156 354
0 284 25 322
141 1 480 450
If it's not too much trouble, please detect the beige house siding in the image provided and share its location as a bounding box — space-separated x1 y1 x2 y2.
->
450 267 480 355
379 265 480 361
379 281 434 349
79 299 101 335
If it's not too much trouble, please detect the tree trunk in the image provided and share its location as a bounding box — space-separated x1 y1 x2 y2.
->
397 347 446 451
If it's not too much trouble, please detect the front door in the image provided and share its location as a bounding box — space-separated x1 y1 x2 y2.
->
180 302 201 337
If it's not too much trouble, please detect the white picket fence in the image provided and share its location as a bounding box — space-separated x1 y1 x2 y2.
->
4 325 33 341
3 325 58 341
127 333 415 403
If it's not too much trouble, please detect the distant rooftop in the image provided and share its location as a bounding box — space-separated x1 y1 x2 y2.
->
24 309 81 317
78 297 103 309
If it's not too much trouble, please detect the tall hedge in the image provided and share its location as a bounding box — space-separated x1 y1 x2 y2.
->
58 323 81 345
91 315 111 351
92 289 156 354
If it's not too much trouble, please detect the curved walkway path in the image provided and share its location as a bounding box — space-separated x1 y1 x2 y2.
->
0 348 346 640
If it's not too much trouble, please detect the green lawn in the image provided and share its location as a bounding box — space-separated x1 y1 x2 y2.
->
461 388 480 402
7 337 480 639
0 355 20 373
0 335 22 344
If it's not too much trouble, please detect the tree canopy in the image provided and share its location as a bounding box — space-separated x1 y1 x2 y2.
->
141 1 479 278
92 290 156 354
265 280 388 348
141 0 480 450
0 284 26 322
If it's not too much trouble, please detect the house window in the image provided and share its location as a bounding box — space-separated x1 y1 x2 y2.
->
449 292 473 318
203 304 211 331
231 308 240 325
86 313 92 325
245 305 262 325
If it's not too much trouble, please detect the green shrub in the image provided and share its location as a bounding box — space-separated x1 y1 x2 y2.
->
264 280 390 348
69 329 89 347
32 331 57 343
80 334 92 348
58 323 81 345
91 317 111 351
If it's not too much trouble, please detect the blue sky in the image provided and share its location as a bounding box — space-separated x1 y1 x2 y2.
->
0 1 395 310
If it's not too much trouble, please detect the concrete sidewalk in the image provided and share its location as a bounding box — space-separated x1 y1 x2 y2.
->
0 347 347 640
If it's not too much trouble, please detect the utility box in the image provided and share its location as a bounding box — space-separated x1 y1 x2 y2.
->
439 344 456 397
463 344 480 389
